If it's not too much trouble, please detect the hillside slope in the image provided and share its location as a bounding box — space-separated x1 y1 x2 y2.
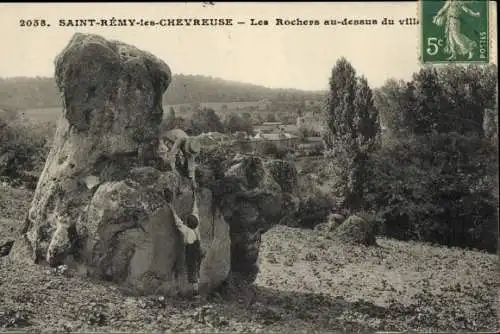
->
0 183 497 332
0 75 324 111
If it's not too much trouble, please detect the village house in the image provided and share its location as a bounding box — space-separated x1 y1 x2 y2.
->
256 121 283 133
251 128 299 151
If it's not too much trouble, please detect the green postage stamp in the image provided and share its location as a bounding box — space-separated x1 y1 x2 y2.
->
420 0 490 63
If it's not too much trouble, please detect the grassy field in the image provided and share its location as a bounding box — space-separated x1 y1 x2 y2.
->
0 182 498 332
18 108 62 123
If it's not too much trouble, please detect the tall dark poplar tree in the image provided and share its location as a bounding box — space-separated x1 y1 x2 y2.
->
322 58 381 211
322 57 358 151
353 76 381 152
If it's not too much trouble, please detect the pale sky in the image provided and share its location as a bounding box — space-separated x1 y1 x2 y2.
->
0 2 497 91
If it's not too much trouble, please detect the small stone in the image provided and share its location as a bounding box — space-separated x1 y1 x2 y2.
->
57 264 68 274
83 175 101 190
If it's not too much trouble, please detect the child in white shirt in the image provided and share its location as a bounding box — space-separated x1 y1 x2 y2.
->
167 189 202 294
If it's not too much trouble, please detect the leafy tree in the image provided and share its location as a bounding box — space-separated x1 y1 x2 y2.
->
410 66 450 134
363 63 498 253
364 133 498 253
373 79 409 137
436 64 498 136
241 112 252 124
483 108 498 145
187 107 224 135
376 64 498 138
297 99 306 118
474 63 499 110
224 113 254 134
266 113 277 123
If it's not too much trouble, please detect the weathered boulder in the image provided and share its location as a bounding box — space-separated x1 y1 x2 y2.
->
332 215 377 246
218 155 283 233
213 154 298 283
9 33 231 296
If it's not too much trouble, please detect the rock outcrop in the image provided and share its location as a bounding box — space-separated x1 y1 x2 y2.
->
332 215 377 246
213 154 299 283
9 33 230 296
9 33 298 295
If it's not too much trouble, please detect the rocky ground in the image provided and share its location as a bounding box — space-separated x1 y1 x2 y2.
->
0 183 498 332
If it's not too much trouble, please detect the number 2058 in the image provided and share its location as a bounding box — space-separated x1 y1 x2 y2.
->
19 19 49 27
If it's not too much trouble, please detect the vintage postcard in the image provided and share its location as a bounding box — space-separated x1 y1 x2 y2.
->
0 1 498 333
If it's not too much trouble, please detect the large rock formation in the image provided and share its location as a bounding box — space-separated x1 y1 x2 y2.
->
212 154 299 283
9 33 298 296
9 33 225 296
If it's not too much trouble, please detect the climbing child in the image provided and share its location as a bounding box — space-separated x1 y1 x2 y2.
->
166 187 203 294
159 128 201 183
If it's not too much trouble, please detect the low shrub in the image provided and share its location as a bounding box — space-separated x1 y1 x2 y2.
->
293 172 336 229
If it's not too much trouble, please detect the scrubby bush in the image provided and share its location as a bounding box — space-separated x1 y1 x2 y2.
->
295 192 334 229
256 141 290 160
197 143 238 181
0 112 54 180
258 141 279 156
264 159 298 193
298 126 321 140
293 172 337 229
224 113 254 135
364 132 498 253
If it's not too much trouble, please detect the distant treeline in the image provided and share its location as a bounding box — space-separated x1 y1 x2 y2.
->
0 74 325 110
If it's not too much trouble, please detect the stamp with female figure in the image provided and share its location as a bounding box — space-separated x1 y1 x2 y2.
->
420 0 490 63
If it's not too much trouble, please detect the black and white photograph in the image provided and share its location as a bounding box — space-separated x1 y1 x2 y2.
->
0 1 498 332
